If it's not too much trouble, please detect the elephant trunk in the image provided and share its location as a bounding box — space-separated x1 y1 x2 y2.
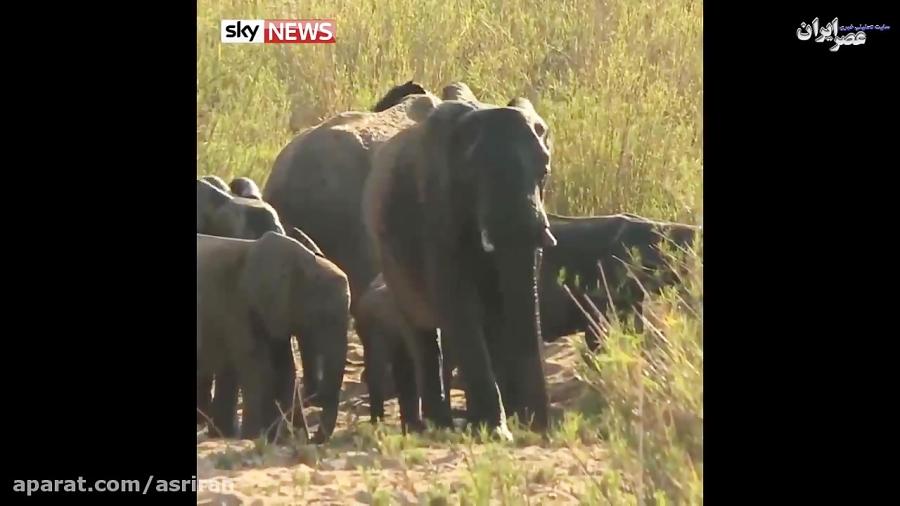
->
478 187 556 254
495 245 549 431
309 315 349 444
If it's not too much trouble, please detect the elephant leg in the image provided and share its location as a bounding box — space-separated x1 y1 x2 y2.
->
309 322 348 444
420 329 452 428
270 337 301 435
393 344 424 434
632 298 645 334
197 373 213 426
297 331 321 407
430 260 504 433
490 248 549 433
236 346 278 441
482 308 513 420
360 326 387 423
209 366 239 438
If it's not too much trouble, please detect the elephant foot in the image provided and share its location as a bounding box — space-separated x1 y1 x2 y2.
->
208 422 239 439
493 422 514 442
401 418 426 435
459 418 512 442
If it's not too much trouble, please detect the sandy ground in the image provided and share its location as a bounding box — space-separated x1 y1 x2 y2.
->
197 333 601 505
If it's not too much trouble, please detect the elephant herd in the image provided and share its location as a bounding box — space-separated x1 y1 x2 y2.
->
197 80 700 444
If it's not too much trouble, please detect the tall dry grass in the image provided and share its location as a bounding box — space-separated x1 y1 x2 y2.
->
198 0 702 503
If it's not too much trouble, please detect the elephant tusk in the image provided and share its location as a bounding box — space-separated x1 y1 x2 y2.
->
541 227 558 248
481 229 495 252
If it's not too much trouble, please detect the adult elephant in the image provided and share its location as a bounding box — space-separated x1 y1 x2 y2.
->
356 269 599 430
362 97 558 437
263 80 479 308
372 80 428 112
197 232 350 443
263 90 441 310
542 213 699 350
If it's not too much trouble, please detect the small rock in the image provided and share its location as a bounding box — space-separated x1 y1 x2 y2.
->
318 458 346 471
196 492 245 506
197 458 217 479
449 482 467 493
344 451 376 470
262 446 298 467
380 457 403 470
311 471 335 485
354 490 373 504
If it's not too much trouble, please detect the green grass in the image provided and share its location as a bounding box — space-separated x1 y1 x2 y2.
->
199 0 702 503
197 0 701 222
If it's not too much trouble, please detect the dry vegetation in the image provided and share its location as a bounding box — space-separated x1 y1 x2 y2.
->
197 0 702 503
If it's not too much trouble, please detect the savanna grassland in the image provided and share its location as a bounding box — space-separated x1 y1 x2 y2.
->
197 0 702 504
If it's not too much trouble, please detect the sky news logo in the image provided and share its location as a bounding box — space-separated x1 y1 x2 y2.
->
221 19 335 44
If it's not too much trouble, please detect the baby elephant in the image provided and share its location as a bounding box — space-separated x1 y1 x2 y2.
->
197 231 351 443
354 274 426 433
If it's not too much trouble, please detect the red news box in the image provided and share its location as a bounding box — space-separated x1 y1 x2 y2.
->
264 19 336 44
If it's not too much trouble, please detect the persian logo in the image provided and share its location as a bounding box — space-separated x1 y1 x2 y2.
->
797 17 890 52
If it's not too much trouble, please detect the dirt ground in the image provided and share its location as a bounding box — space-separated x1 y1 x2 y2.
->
197 333 602 505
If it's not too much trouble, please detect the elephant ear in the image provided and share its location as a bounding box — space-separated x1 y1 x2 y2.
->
241 232 296 340
288 227 325 257
419 100 480 236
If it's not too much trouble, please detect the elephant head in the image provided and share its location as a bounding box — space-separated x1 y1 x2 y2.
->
421 98 557 430
423 99 556 253
372 80 429 112
229 176 263 200
240 232 350 442
542 213 699 350
441 82 480 104
197 178 285 239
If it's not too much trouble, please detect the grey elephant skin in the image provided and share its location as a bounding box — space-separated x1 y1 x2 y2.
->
542 213 699 349
197 178 285 239
362 96 558 436
353 273 427 432
262 81 477 308
355 269 588 429
230 176 263 200
356 212 698 427
201 174 231 192
196 177 335 434
197 177 287 431
197 232 350 443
